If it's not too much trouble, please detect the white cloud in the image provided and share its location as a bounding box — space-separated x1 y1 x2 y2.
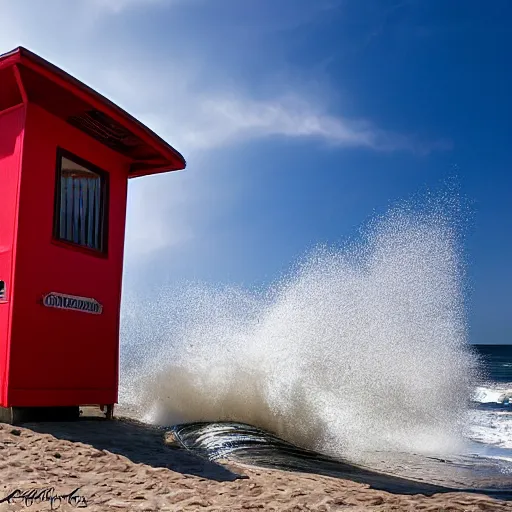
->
96 66 447 157
172 94 432 152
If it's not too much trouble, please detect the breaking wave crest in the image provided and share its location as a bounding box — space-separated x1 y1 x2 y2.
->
120 195 479 462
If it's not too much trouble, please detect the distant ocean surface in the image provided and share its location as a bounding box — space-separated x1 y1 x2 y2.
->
470 344 512 458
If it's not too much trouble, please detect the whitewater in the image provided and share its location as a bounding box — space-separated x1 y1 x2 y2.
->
118 193 495 466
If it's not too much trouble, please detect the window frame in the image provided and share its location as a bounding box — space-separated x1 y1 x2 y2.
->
53 147 110 256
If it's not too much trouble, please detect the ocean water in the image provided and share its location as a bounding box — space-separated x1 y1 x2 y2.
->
119 193 512 490
469 345 512 457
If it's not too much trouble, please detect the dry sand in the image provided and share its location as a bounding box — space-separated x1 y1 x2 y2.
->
0 411 510 512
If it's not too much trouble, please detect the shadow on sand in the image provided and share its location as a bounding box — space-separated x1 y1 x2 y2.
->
22 414 242 483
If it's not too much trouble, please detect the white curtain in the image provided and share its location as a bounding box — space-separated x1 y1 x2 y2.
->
59 175 102 250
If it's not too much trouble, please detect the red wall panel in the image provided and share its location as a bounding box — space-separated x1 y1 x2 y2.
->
0 106 24 405
8 103 129 406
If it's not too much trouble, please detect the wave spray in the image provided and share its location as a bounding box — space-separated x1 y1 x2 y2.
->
120 194 479 462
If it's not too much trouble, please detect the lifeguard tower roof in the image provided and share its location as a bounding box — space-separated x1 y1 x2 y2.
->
0 46 186 177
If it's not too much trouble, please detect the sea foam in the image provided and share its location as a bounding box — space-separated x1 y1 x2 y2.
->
120 193 479 461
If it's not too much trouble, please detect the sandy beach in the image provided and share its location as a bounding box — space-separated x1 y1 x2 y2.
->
0 411 509 512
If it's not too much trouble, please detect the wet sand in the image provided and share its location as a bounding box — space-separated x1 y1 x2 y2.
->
0 411 510 511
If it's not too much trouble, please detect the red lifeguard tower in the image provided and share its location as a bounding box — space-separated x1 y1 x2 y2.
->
0 47 185 423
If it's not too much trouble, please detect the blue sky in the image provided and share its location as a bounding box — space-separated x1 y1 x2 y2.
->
1 0 511 344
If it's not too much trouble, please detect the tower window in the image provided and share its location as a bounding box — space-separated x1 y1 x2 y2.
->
54 150 108 253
